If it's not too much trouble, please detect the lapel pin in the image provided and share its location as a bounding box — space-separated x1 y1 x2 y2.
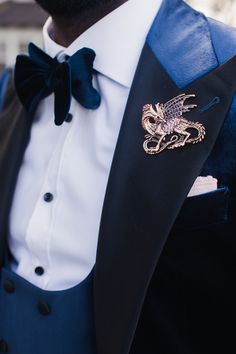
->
141 93 206 155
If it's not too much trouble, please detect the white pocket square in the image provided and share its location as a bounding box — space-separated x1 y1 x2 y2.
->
188 176 218 197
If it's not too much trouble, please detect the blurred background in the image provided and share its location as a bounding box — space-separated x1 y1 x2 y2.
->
0 0 235 73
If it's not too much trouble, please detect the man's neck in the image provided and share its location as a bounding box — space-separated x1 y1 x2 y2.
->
49 0 128 48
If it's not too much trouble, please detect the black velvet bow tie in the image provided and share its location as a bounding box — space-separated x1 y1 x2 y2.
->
14 42 101 126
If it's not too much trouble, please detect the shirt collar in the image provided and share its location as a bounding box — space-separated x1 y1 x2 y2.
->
43 0 162 88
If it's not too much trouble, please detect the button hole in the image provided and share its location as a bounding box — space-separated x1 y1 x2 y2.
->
198 96 220 113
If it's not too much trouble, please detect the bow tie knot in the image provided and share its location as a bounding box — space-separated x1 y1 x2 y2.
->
47 60 68 91
14 43 101 126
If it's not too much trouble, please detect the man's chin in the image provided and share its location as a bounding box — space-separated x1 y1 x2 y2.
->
35 0 114 16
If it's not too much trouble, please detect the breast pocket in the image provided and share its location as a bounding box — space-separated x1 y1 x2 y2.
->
173 185 230 231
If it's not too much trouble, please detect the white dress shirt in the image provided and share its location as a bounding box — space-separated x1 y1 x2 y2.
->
9 0 162 290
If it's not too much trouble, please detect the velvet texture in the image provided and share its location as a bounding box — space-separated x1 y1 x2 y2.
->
131 189 236 354
147 0 218 88
0 267 96 354
14 43 101 125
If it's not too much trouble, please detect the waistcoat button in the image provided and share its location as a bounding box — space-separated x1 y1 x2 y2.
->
38 301 51 316
0 339 8 352
3 279 15 294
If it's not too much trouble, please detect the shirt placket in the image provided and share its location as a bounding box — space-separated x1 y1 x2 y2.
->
24 114 75 289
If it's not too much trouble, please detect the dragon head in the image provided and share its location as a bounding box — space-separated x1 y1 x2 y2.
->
142 103 166 135
142 104 156 133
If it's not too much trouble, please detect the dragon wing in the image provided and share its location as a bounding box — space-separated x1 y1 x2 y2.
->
163 93 196 121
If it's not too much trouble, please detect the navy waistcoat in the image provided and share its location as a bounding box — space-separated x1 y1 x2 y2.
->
0 267 96 354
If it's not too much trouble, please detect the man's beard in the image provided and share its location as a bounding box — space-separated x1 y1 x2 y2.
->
35 0 114 16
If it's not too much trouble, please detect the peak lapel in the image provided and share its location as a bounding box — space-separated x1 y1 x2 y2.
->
0 72 33 259
147 0 219 88
94 2 236 354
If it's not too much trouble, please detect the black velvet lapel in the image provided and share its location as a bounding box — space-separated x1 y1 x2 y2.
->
0 72 33 261
94 43 236 354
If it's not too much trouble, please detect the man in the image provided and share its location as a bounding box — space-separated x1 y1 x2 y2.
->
0 0 236 353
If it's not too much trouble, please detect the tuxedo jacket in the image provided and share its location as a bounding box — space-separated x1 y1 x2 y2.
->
1 1 236 353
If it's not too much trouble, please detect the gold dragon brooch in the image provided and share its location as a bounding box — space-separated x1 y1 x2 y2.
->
142 93 206 155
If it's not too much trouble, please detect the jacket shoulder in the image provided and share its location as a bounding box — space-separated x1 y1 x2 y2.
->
208 18 236 64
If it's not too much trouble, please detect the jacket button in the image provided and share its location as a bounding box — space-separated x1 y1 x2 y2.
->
0 339 8 352
38 301 51 316
3 279 15 294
